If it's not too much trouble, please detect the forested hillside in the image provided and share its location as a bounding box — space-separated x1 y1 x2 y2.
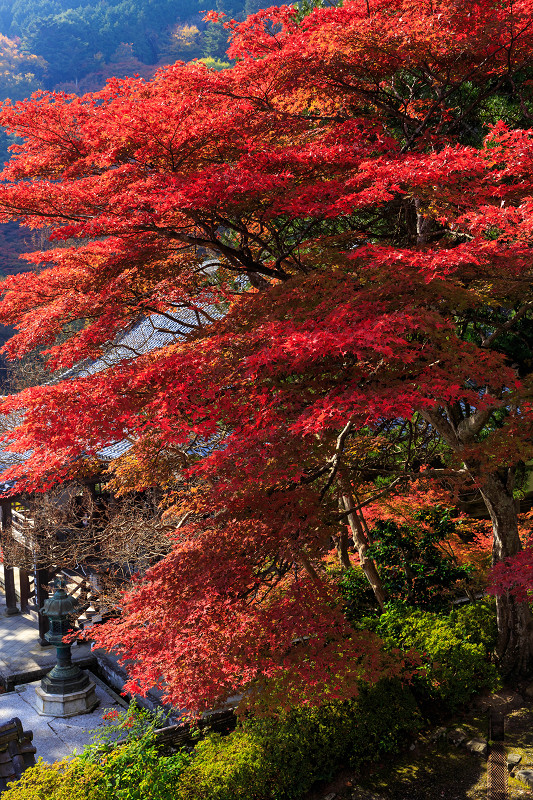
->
0 0 260 86
0 0 267 282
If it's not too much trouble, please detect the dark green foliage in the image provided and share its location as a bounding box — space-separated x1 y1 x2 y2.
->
376 600 499 712
294 0 329 23
176 680 421 800
367 507 471 610
201 18 231 60
338 565 379 622
0 0 270 86
462 305 533 379
12 0 189 84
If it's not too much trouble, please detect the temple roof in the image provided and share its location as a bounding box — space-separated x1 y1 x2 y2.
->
0 717 36 794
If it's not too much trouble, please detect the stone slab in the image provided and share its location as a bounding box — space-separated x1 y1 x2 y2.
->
448 728 467 747
465 737 488 757
507 752 522 768
429 726 447 742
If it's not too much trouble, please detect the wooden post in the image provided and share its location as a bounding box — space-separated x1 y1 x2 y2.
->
35 566 51 645
19 568 31 613
3 566 18 615
1 500 19 616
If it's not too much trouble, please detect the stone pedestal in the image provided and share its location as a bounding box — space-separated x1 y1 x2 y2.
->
35 680 99 718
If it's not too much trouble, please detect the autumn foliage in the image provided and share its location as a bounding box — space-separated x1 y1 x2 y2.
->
0 0 533 710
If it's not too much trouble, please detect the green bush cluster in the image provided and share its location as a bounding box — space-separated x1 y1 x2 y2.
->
4 681 420 800
1 758 105 800
4 745 190 800
3 704 191 800
176 679 420 800
375 599 499 711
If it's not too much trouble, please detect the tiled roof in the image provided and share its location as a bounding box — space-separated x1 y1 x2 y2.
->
0 717 36 794
0 281 225 477
97 439 135 463
85 307 221 462
64 307 217 380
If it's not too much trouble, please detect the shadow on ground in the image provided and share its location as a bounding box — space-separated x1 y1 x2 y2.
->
304 701 533 800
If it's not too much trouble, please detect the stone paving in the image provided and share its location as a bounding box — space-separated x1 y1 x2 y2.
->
0 679 121 763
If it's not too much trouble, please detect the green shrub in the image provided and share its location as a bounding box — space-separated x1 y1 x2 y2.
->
80 704 191 800
376 599 499 711
3 704 191 800
2 744 191 800
338 565 379 622
0 757 105 800
91 738 190 800
175 729 270 800
176 679 421 800
366 508 473 610
448 598 498 651
4 683 421 800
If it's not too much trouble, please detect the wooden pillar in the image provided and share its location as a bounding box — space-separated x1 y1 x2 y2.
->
1 500 19 616
3 566 18 615
19 568 31 613
35 566 50 646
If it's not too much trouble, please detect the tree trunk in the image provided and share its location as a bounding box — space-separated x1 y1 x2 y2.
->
479 471 533 676
419 407 533 675
335 527 352 571
338 472 387 611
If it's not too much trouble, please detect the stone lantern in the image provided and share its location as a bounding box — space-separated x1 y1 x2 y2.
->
34 577 98 717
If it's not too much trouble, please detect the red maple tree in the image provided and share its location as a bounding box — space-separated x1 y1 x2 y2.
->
0 0 533 710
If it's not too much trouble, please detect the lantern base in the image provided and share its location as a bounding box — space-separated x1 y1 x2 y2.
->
41 663 92 695
35 681 99 718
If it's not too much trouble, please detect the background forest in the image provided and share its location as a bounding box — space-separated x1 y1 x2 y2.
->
0 0 267 287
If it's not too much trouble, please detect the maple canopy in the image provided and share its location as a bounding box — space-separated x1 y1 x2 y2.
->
1 0 533 710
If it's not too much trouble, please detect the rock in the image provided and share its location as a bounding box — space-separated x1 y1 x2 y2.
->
465 737 488 757
507 752 522 769
430 726 447 742
516 769 533 788
447 728 467 747
323 794 336 800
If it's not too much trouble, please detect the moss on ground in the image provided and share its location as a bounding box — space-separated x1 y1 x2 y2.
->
356 731 487 800
504 707 533 797
306 703 533 799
